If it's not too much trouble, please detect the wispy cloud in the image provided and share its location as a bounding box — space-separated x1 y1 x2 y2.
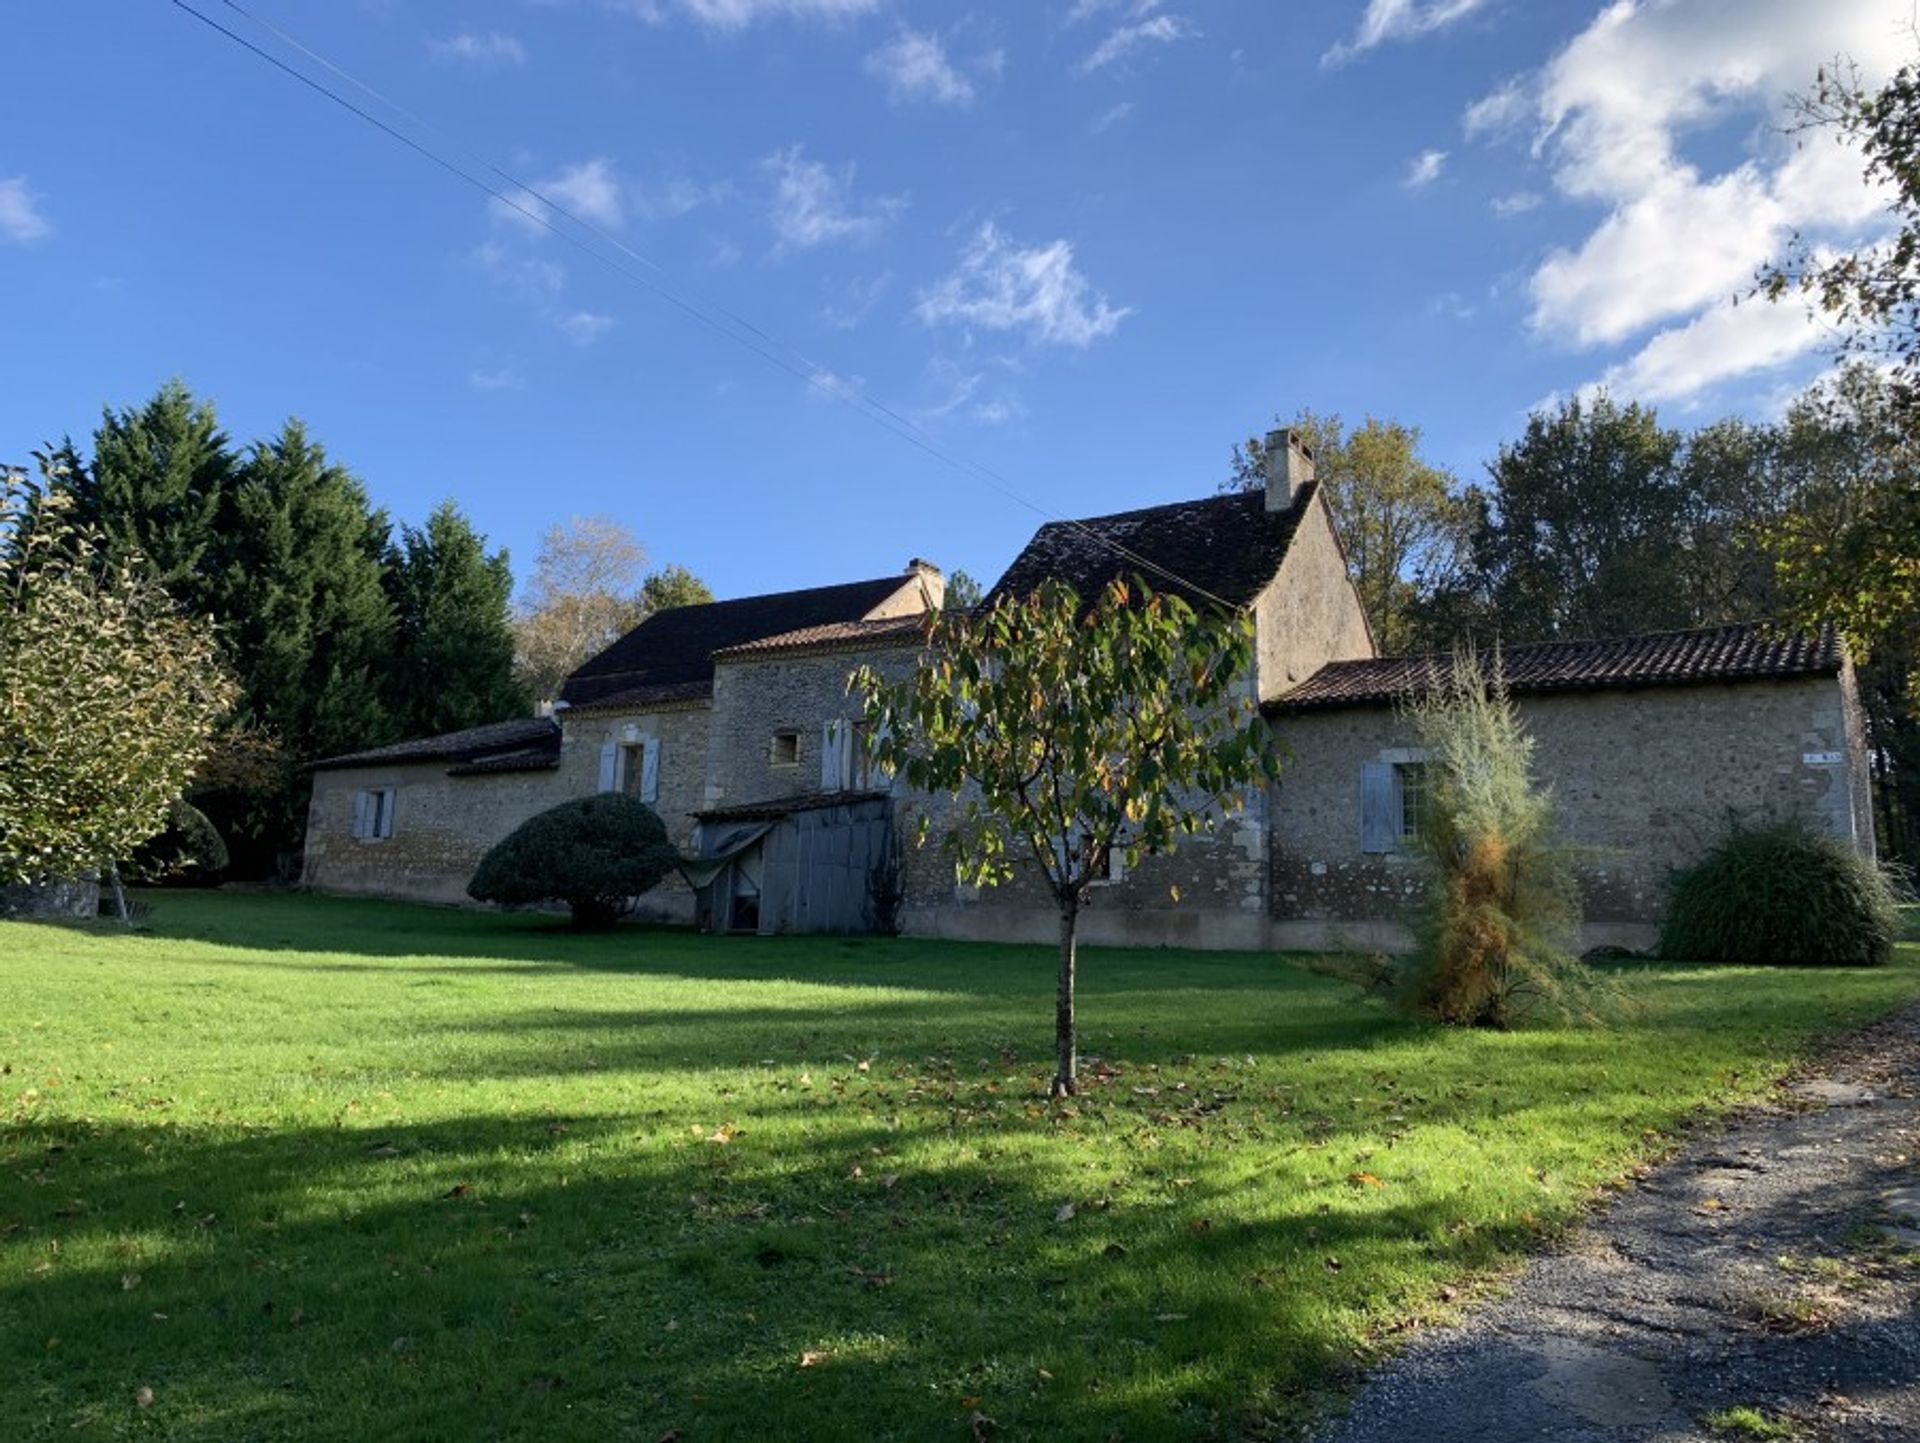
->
865 30 975 107
612 0 883 30
819 271 894 330
492 157 627 233
1490 190 1541 217
0 176 52 243
916 221 1129 348
469 367 525 392
1404 149 1447 188
1079 13 1193 75
1089 100 1137 135
765 146 906 251
1323 0 1487 67
557 310 616 345
426 31 527 67
470 240 567 296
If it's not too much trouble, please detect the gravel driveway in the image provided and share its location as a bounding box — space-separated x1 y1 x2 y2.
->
1314 1004 1920 1443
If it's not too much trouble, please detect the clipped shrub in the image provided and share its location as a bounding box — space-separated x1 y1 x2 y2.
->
128 799 230 887
1393 649 1599 1028
1660 825 1896 967
467 794 677 929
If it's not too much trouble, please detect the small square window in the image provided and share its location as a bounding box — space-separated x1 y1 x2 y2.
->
770 731 801 766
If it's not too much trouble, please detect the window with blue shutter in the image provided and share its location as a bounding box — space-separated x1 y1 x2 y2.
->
1360 762 1396 853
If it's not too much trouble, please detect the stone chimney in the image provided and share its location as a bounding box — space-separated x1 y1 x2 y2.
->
1262 427 1316 513
905 557 946 610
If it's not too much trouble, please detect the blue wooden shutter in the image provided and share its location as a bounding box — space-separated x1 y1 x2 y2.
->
1360 762 1395 853
640 739 661 803
351 790 371 840
597 741 618 793
821 721 846 790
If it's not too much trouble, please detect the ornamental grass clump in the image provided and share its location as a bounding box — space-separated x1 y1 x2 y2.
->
1660 825 1897 967
1397 649 1595 1028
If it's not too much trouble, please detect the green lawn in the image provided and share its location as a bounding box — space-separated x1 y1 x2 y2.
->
3 893 1917 1443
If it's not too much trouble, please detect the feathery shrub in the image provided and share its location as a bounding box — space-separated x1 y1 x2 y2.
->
1395 650 1595 1027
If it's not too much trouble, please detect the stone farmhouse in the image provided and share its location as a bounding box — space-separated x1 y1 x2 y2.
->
304 431 1875 951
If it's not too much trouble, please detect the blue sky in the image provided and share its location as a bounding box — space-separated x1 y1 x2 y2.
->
3 1 1907 598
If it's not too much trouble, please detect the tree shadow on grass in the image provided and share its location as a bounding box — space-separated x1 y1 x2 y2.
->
2 1108 1511 1443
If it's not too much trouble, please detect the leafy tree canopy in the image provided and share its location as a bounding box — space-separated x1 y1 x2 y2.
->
0 465 237 888
858 577 1276 1095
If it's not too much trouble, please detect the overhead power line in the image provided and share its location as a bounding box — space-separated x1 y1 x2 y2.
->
167 0 1239 611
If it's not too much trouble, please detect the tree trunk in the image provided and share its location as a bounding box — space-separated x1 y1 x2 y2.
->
106 864 130 925
1051 896 1080 1098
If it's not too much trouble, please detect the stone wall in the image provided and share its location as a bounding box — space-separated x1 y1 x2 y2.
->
1251 493 1376 701
304 760 580 907
1266 673 1875 952
304 700 713 918
704 645 920 811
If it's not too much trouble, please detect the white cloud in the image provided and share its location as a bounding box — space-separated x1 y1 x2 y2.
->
765 147 906 251
1079 14 1193 74
469 367 525 392
426 31 527 66
490 157 627 233
1404 149 1447 188
865 31 974 107
916 221 1130 348
619 0 883 29
557 310 616 345
1491 190 1541 216
540 158 626 229
1467 0 1909 402
1592 293 1828 405
1323 0 1487 67
0 176 51 243
1462 76 1530 139
1090 100 1137 135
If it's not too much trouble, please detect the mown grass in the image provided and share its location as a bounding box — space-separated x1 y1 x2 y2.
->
2 891 1917 1442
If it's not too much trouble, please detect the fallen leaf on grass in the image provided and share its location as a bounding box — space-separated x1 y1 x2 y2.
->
120 1272 140 1291
705 1124 740 1145
1324 1256 1343 1272
1347 1172 1385 1189
442 1184 471 1201
1054 1203 1076 1223
799 1350 828 1368
134 1386 154 1409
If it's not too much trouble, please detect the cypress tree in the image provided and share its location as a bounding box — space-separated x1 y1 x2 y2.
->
386 501 527 737
73 380 236 617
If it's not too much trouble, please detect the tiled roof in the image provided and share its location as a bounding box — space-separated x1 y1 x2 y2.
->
986 484 1319 613
445 747 563 777
559 679 716 713
560 574 916 707
693 789 889 823
311 717 560 772
711 614 930 661
1267 623 1843 714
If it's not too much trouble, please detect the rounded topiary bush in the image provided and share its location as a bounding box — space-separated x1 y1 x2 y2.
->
1659 826 1897 967
129 799 230 887
467 794 678 929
